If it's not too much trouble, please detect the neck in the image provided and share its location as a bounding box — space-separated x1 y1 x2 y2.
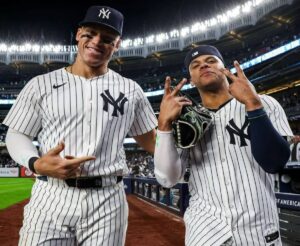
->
200 90 233 110
68 59 109 79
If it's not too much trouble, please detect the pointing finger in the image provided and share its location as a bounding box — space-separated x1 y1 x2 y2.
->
171 78 187 96
234 60 246 78
66 156 96 166
164 76 172 95
221 68 236 83
49 141 65 155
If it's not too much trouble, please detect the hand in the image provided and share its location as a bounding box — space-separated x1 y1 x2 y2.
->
34 142 96 179
221 61 263 111
158 76 192 131
291 135 300 144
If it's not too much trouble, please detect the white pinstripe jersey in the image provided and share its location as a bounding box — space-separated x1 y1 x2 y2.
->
181 95 293 246
3 68 157 177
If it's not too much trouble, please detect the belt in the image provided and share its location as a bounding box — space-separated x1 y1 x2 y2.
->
37 176 123 188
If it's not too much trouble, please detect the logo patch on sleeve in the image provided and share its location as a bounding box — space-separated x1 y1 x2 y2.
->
265 231 279 243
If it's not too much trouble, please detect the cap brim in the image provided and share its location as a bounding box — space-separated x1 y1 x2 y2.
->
79 21 121 35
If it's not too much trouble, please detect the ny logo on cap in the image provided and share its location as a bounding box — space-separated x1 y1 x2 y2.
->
98 8 111 19
192 51 199 57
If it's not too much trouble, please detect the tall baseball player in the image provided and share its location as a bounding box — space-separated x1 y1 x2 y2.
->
4 5 157 245
154 45 292 245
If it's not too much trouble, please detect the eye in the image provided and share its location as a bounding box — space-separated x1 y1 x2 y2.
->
102 38 115 45
81 33 93 39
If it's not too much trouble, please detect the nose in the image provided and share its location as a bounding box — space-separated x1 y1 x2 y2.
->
91 34 102 45
200 62 209 69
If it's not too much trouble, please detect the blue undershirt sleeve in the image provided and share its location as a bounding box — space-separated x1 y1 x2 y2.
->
247 108 290 173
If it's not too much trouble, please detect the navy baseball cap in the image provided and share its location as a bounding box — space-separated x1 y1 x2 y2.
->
79 6 124 35
184 45 224 69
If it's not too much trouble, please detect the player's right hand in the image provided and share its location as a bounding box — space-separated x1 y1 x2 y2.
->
158 76 192 131
33 142 96 179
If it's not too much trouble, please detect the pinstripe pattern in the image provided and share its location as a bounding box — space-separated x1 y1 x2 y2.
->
3 68 157 245
183 95 292 246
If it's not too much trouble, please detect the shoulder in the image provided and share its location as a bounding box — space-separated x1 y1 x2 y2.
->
259 94 281 110
29 68 65 86
109 69 143 91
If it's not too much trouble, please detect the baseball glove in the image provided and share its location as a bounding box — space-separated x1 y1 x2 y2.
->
172 91 213 149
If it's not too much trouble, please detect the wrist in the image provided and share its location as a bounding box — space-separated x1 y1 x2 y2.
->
28 156 40 174
247 107 267 120
158 118 173 131
244 98 263 111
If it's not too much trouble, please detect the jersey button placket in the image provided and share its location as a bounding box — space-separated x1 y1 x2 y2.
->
83 80 92 155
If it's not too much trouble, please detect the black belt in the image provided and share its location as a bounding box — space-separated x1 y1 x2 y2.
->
37 176 123 188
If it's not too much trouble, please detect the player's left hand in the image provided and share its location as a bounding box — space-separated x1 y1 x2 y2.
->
221 60 263 111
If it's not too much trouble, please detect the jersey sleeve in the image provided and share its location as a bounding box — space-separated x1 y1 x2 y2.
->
260 94 293 137
128 84 157 136
2 77 42 137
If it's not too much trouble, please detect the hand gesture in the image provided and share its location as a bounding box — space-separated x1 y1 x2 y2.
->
34 142 96 179
158 77 192 131
221 61 263 111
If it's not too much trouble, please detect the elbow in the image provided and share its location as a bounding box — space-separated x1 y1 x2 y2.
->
154 169 179 188
259 145 290 174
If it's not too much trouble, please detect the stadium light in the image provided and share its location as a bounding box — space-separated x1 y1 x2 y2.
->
156 33 169 43
145 35 155 44
180 27 190 37
8 45 18 53
170 29 179 38
121 39 132 48
0 0 277 51
133 37 143 47
0 43 7 52
242 1 253 13
253 0 268 6
226 6 241 19
32 44 40 52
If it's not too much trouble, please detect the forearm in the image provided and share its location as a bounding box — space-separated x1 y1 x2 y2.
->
248 108 290 173
5 128 39 170
154 130 184 188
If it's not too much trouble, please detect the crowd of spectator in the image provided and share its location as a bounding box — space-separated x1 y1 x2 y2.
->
125 151 155 178
0 153 18 167
273 87 300 109
0 31 298 100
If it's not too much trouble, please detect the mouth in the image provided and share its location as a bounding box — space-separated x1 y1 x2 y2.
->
86 46 104 55
200 71 215 77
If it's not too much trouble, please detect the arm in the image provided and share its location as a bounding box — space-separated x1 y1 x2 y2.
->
6 128 39 169
133 129 156 154
222 61 290 173
5 128 96 179
154 77 192 187
247 108 290 173
154 130 186 188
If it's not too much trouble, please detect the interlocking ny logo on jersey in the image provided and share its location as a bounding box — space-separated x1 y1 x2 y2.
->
101 90 128 117
225 118 250 146
98 8 111 19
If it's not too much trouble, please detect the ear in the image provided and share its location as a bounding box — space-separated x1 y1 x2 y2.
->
75 28 83 42
114 38 122 51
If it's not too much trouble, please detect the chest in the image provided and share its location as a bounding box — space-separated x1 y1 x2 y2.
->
40 80 137 121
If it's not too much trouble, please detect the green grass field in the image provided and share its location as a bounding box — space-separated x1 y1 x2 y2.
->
0 178 35 210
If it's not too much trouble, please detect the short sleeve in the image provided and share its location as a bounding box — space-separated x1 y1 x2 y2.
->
260 95 293 137
128 85 157 136
2 77 42 137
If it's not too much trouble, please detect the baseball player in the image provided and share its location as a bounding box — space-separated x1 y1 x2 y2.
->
154 45 292 245
4 5 157 245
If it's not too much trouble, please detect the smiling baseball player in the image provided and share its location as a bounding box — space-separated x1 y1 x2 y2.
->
4 6 157 245
154 45 292 245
